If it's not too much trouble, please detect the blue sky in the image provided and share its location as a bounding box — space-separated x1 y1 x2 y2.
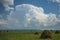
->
14 0 59 14
0 0 60 30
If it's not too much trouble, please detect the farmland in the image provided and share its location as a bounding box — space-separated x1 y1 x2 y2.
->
0 30 60 40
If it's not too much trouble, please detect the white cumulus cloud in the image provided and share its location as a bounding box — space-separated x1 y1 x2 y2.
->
0 4 60 30
8 4 60 29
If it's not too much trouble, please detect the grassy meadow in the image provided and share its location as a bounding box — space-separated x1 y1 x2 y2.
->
0 30 60 40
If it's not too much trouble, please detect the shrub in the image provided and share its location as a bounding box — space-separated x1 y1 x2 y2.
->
55 30 60 34
34 32 39 35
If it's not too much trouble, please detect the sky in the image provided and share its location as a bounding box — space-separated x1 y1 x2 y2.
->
0 0 60 30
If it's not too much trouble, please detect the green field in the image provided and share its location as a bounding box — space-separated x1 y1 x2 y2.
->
0 30 60 40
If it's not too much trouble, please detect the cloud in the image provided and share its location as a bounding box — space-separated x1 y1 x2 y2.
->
9 4 48 27
0 4 60 30
0 14 7 26
58 15 60 17
1 0 14 11
8 4 60 29
49 0 60 3
0 19 7 27
55 0 60 3
3 0 14 5
0 14 2 17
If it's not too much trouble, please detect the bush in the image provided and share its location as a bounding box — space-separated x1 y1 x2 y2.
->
40 30 52 39
55 30 60 34
34 32 39 35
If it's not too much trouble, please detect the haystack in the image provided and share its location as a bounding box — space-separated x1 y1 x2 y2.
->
40 30 52 39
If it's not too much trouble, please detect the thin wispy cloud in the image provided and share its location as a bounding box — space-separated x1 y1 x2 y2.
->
0 0 14 11
48 0 60 3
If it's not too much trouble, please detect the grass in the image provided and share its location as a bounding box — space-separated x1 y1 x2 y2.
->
52 33 60 40
0 31 60 40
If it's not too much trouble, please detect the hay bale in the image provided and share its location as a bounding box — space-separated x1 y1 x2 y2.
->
40 30 52 39
55 30 60 34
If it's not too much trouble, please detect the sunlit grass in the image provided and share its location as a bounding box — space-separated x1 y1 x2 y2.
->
0 31 60 40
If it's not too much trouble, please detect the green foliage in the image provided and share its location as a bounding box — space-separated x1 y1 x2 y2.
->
55 30 60 34
0 31 60 40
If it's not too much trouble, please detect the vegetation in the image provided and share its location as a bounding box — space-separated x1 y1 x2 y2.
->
40 30 52 39
55 30 60 34
34 32 39 35
0 30 60 40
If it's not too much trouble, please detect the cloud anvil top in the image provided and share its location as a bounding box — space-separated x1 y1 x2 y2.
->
0 0 60 30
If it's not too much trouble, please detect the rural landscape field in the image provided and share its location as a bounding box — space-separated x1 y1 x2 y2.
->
0 0 60 40
0 30 60 40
